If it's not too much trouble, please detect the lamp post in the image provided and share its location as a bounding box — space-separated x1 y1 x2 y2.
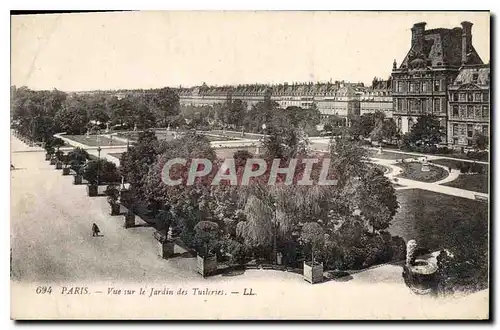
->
97 146 102 186
272 201 278 265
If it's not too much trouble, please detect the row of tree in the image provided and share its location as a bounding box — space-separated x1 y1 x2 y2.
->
11 86 323 143
178 99 322 136
11 86 180 142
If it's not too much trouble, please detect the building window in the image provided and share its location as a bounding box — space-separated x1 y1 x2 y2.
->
415 99 421 112
467 93 474 102
452 93 458 102
452 105 459 116
459 93 466 102
467 105 474 118
467 124 473 138
397 82 403 92
452 123 459 136
397 117 402 129
453 138 458 144
422 82 427 92
483 92 489 102
434 80 440 92
474 93 482 102
474 105 482 118
482 105 489 118
408 118 414 130
434 98 440 113
467 139 473 146
460 124 466 136
472 73 479 83
482 125 488 135
459 105 466 118
397 99 403 111
409 83 415 92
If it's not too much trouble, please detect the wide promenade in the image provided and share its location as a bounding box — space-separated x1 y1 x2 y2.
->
10 133 488 319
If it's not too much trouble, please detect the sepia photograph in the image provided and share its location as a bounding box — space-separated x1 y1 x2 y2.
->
9 10 490 320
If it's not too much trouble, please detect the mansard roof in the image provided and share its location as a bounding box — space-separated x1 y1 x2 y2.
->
452 65 490 87
399 25 483 70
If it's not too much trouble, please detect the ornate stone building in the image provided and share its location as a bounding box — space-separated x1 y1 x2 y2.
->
447 64 490 148
391 21 484 139
176 81 389 125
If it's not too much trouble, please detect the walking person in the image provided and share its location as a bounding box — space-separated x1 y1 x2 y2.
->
92 223 100 237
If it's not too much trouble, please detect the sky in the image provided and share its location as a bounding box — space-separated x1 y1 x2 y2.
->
11 11 490 91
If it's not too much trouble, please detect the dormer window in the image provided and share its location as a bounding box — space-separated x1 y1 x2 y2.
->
472 73 479 83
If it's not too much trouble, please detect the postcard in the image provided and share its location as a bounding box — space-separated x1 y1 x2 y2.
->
10 10 490 320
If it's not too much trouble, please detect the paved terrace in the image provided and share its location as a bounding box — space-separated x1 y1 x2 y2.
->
11 133 488 319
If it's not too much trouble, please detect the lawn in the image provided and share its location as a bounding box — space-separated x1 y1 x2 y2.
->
396 162 448 183
210 130 263 140
366 149 420 160
65 135 127 147
431 158 489 193
203 135 238 141
115 131 237 143
443 174 489 194
390 188 488 258
430 158 489 173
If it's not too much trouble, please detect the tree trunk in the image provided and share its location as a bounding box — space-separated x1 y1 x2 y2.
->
272 222 277 265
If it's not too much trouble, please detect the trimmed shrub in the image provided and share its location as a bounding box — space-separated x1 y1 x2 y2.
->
459 162 471 174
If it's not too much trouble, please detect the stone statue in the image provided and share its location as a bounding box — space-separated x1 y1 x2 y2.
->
406 240 417 266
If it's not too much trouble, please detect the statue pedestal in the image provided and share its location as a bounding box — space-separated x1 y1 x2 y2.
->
403 260 438 295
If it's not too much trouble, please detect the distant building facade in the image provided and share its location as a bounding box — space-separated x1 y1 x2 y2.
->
447 64 490 148
359 78 393 118
391 21 484 141
177 80 393 125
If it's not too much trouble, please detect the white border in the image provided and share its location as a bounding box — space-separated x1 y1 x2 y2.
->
2 1 497 329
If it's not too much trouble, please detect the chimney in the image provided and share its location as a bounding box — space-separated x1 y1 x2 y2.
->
461 21 473 64
411 22 427 45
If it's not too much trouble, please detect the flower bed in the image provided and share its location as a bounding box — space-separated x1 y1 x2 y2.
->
396 162 448 183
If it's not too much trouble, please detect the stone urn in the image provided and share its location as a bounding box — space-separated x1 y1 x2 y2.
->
402 240 438 294
55 161 63 170
50 157 56 165
62 167 70 176
45 153 51 161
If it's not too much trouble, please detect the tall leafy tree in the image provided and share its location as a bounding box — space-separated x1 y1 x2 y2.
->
408 114 445 145
152 88 180 127
473 130 489 150
54 96 89 135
